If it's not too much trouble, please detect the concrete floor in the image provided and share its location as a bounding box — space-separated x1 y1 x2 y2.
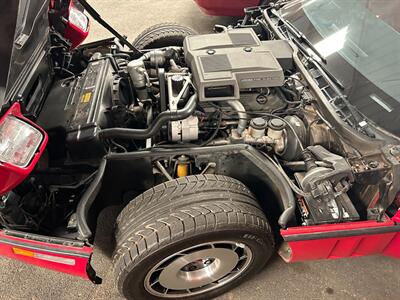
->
0 1 399 299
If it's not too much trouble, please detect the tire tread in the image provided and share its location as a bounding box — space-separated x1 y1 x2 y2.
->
132 22 197 50
113 175 274 299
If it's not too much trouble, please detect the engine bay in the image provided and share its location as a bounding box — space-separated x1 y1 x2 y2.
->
39 29 305 158
2 20 399 239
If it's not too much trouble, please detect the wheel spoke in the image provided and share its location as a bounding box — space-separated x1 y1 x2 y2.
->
230 267 241 274
150 279 159 287
154 266 165 272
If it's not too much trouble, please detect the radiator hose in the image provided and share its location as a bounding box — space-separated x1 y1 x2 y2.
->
226 100 247 134
97 93 198 140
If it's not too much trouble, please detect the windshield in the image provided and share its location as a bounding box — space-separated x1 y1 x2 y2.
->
282 0 400 136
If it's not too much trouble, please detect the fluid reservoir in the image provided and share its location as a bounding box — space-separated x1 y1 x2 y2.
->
249 117 267 139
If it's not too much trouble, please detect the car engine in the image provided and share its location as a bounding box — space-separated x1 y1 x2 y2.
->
39 28 303 159
11 27 369 232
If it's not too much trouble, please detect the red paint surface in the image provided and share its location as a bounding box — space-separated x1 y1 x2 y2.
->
394 193 400 208
0 103 48 195
0 231 93 279
383 232 400 259
64 1 90 49
393 210 400 223
64 19 90 49
49 0 89 48
386 210 400 258
280 218 400 262
194 0 260 16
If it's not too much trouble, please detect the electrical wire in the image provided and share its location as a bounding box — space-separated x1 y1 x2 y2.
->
284 75 307 88
110 140 128 152
259 152 308 197
280 87 301 103
199 110 223 146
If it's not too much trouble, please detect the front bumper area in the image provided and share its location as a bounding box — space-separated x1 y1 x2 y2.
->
279 212 400 262
0 230 100 283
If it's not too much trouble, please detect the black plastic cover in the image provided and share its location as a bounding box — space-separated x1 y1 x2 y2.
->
37 56 115 161
1 0 53 113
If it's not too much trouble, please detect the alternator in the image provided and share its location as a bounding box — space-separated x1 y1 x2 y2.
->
169 116 199 142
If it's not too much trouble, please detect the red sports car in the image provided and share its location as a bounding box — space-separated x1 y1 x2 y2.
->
1 0 400 299
194 0 265 16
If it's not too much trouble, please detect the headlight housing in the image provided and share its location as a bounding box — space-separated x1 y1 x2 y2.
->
0 103 48 195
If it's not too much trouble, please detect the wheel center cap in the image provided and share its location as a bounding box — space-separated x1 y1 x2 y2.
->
158 248 239 290
181 258 215 272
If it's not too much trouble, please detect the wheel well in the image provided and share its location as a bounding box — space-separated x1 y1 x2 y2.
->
212 154 288 236
83 145 296 241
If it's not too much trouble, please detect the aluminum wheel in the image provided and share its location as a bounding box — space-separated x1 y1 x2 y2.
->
144 241 253 298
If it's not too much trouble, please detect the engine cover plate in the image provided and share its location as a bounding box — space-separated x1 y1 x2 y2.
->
184 28 291 102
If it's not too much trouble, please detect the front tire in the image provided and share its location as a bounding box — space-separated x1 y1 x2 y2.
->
132 23 197 50
113 175 274 299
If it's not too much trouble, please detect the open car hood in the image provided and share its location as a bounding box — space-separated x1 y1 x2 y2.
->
0 1 19 104
1 0 51 109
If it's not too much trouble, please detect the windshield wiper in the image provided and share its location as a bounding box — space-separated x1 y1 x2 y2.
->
270 8 345 90
268 8 374 137
291 38 345 90
271 8 327 64
292 35 375 137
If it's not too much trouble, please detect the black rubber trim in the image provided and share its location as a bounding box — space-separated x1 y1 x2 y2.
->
5 229 85 247
87 262 102 284
283 224 400 242
0 236 91 258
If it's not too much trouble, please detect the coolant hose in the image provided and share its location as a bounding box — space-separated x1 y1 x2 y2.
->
226 100 247 134
97 93 198 140
76 157 107 240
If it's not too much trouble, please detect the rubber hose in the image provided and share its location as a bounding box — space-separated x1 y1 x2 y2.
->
97 93 198 140
226 100 247 134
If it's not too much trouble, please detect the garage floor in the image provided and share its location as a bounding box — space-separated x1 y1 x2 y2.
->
0 1 399 299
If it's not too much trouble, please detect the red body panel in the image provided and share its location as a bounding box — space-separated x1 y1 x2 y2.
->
64 19 90 49
280 215 400 262
383 232 400 259
383 210 400 258
64 2 90 49
194 0 260 16
0 103 48 195
48 0 89 48
0 231 93 279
